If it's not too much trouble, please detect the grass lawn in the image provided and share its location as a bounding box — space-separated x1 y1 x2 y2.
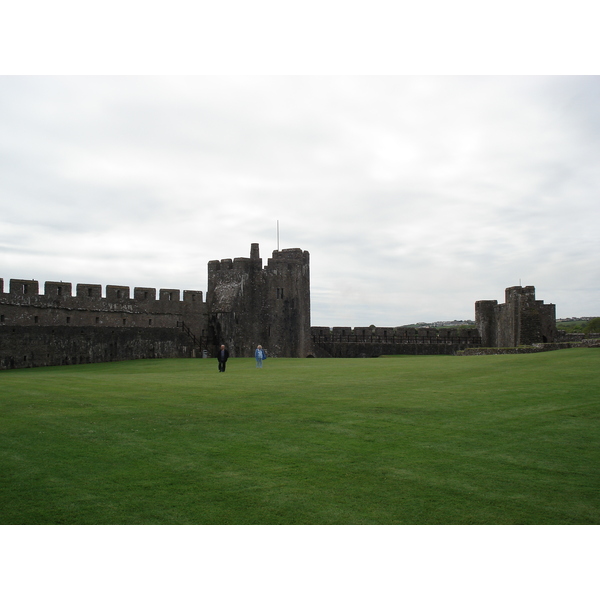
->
1 349 599 524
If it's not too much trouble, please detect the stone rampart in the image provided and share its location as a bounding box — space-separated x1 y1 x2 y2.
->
458 340 600 356
1 243 312 368
1 277 209 369
311 326 481 357
0 262 567 369
1 278 207 339
0 325 196 369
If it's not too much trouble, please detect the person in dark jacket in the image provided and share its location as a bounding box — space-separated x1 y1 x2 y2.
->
217 345 229 372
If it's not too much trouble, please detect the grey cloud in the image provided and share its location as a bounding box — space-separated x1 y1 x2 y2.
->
1 76 598 325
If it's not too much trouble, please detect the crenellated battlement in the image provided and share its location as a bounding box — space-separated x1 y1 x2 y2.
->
310 325 482 357
0 276 206 341
45 281 73 298
9 279 40 296
266 248 309 271
1 278 203 305
505 285 536 303
77 284 102 299
312 325 481 343
134 287 156 301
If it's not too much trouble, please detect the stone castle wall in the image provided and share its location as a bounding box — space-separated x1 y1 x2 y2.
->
310 326 481 357
0 277 207 337
0 277 209 369
1 325 195 370
1 243 312 369
1 249 562 369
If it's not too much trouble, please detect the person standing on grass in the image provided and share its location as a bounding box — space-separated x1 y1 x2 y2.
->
255 345 266 368
217 344 229 372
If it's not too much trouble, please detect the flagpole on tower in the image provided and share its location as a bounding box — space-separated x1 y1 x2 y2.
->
277 220 280 251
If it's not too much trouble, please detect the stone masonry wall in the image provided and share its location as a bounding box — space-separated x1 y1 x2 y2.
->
311 326 481 357
0 326 195 370
1 260 562 369
0 278 207 338
0 277 209 369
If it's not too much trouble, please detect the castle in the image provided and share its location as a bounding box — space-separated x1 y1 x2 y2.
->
0 244 311 369
0 243 558 369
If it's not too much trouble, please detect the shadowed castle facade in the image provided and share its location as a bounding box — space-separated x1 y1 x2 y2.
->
1 242 559 369
475 285 557 347
207 243 311 358
0 244 311 369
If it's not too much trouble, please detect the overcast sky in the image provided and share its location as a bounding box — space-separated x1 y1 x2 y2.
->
1 75 599 325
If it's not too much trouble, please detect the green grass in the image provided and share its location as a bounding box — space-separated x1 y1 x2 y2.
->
1 349 599 524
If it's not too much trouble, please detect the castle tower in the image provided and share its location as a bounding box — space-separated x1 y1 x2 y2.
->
475 300 498 347
264 247 311 358
207 243 311 357
475 286 557 347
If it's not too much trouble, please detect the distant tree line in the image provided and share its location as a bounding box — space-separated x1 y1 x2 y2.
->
557 318 600 334
584 318 600 334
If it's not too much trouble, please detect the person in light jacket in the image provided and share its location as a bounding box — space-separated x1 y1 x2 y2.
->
255 345 266 368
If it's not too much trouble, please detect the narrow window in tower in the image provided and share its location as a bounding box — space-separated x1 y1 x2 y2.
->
23 284 28 294
117 290 122 299
88 288 93 297
123 318 127 325
96 317 100 324
66 316 71 324
34 316 39 324
57 286 62 296
144 291 148 300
